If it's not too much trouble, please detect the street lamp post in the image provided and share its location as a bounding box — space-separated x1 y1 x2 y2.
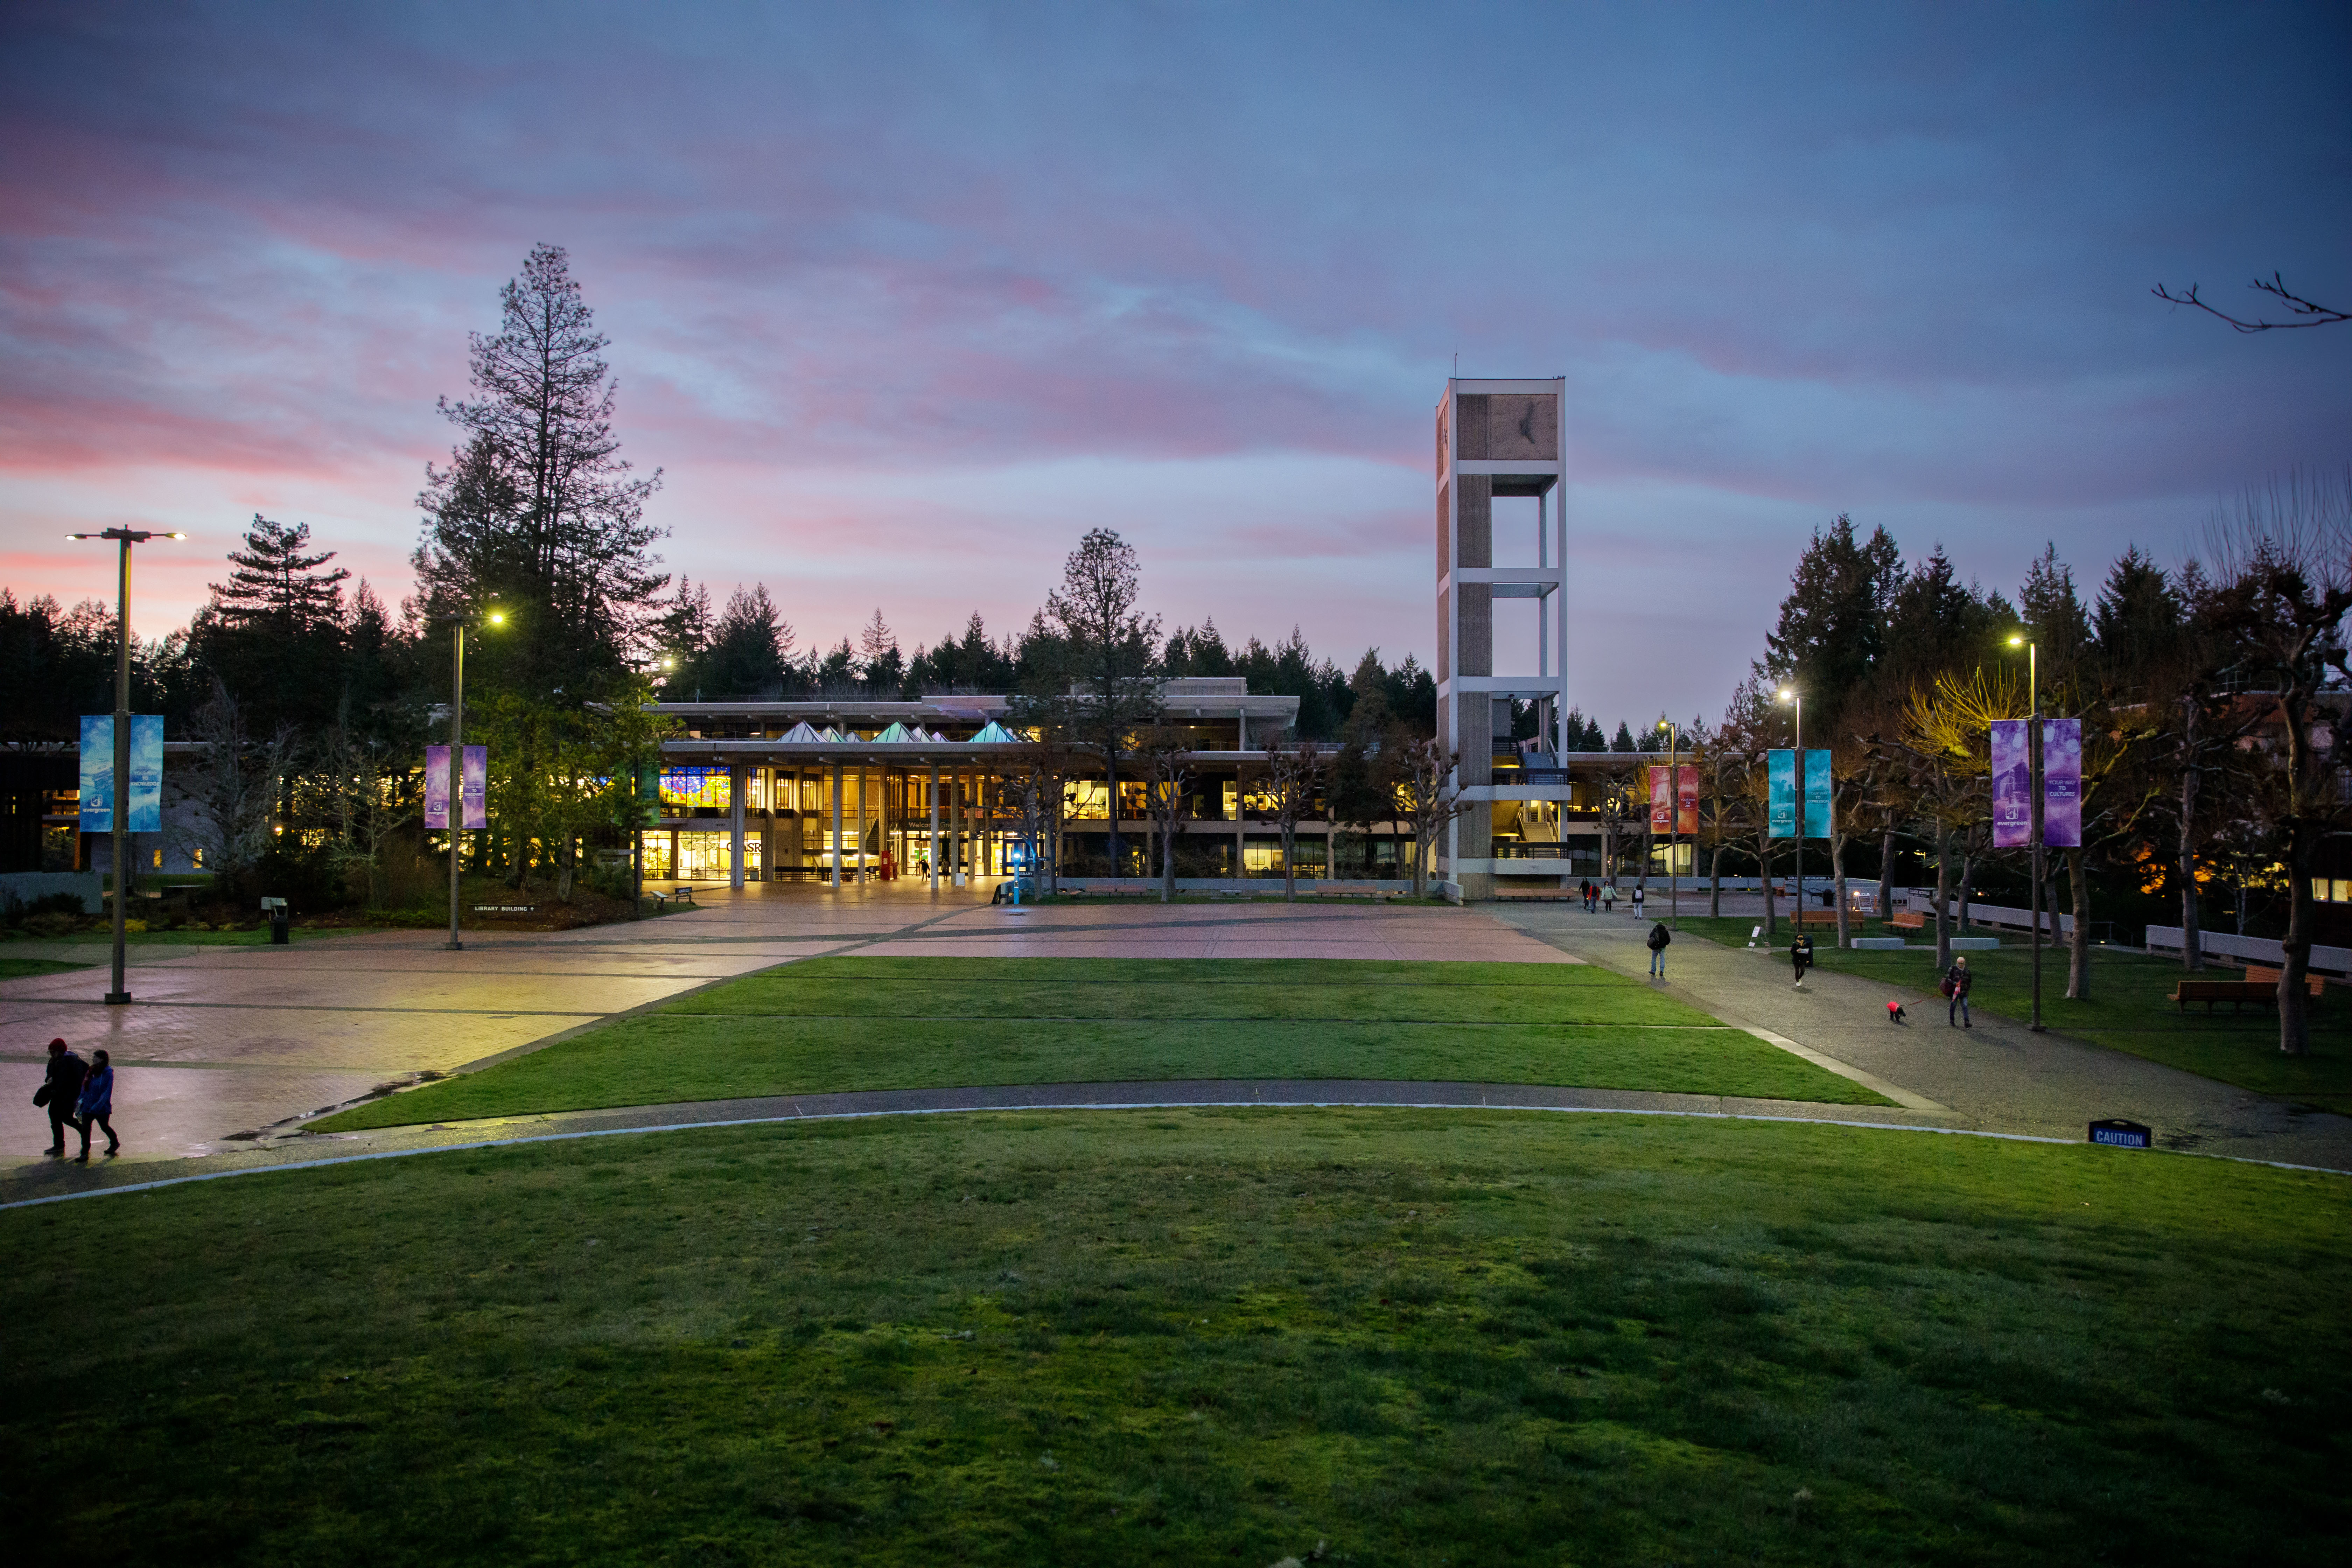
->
2008 634 2044 1032
1777 688 1801 939
67 527 182 1005
445 603 504 952
1658 716 1679 929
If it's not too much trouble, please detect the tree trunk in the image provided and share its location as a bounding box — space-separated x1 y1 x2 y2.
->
2178 764 2203 972
1831 827 1850 948
2280 822 2315 1056
1708 837 1722 918
1282 819 1296 902
556 836 575 902
2065 845 2090 1000
1876 824 1896 935
1758 826 1777 937
1932 821 1952 971
1956 849 1975 933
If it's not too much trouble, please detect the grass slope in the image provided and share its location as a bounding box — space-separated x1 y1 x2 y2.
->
1674 917 2352 1114
316 957 1881 1130
5 1112 2344 1564
0 957 87 979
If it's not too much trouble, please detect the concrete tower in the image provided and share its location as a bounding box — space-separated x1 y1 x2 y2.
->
1434 377 1568 901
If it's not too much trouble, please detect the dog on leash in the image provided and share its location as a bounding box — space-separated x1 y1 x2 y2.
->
1886 1001 1908 1025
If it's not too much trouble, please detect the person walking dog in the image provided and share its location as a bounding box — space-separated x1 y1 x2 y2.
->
37 1037 86 1157
1944 955 1973 1027
74 1048 118 1161
1790 930 1815 988
1646 920 1671 977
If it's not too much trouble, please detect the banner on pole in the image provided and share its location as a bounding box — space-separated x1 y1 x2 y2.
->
1990 720 2030 847
1650 765 1701 836
78 715 162 834
2043 719 2082 847
1769 750 1831 839
1676 764 1700 837
1804 748 1832 839
424 745 488 830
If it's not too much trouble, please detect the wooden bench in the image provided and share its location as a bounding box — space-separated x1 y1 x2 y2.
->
1889 911 1926 932
2168 979 2317 1013
1315 887 1401 901
2242 965 2326 997
1793 909 1841 927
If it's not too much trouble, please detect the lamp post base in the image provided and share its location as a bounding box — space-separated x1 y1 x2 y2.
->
104 992 131 1006
443 940 464 952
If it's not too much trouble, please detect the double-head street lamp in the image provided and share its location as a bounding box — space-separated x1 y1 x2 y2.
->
1777 686 1802 937
66 528 183 1005
2007 632 2045 1032
444 601 505 951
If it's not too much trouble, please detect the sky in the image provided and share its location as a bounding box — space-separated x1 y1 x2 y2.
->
1 0 2346 724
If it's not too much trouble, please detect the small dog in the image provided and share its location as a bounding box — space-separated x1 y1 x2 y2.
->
1886 1001 1908 1025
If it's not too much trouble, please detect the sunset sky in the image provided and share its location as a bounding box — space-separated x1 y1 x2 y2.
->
2 2 2346 723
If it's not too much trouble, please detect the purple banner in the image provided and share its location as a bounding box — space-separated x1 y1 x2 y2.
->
1990 720 2029 848
2042 719 2081 848
424 745 487 830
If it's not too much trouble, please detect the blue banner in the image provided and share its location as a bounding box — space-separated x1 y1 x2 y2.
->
1803 747 1832 840
1767 749 1795 838
79 715 163 834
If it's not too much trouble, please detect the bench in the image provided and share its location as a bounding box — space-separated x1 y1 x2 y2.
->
2169 979 2310 1014
1889 911 1926 932
2243 965 2326 997
1792 909 1841 926
1315 887 1402 901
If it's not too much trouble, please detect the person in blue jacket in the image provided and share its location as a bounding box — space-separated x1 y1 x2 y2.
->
74 1047 118 1161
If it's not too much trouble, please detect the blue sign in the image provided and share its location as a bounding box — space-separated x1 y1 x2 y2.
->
78 715 162 834
1804 747 1833 839
1768 749 1833 840
2088 1119 2152 1150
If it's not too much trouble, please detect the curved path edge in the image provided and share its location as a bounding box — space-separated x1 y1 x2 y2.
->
6 1077 2345 1212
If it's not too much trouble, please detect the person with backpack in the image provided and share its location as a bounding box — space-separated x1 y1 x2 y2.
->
1646 920 1671 977
1601 881 1617 914
1944 955 1973 1027
38 1037 86 1157
1631 884 1646 917
1578 878 1593 911
74 1047 119 1161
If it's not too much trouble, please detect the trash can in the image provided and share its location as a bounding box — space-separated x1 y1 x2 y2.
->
261 896 290 945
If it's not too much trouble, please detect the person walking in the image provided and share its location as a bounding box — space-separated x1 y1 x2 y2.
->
73 1048 119 1161
1790 930 1815 988
1945 955 1973 1027
1646 920 1671 977
38 1037 86 1157
1578 878 1592 911
1631 884 1646 917
1601 880 1617 914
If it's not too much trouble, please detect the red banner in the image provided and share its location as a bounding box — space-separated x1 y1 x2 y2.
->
1649 766 1700 836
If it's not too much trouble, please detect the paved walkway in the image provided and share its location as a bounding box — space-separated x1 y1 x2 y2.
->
0 887 1563 1167
1489 903 2352 1170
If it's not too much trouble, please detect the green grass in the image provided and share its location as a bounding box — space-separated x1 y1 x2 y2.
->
1673 917 2352 1114
315 957 1883 1130
0 957 86 979
2 925 346 946
5 1111 2345 1564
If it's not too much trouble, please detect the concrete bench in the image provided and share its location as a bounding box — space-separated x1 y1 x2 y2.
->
1315 887 1401 901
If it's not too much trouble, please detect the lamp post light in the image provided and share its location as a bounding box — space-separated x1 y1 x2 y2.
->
445 601 505 952
1657 716 1679 929
2007 632 2044 1032
65 528 183 1004
1777 687 1801 939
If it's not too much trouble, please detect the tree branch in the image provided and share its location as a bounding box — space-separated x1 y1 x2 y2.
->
2152 273 2350 332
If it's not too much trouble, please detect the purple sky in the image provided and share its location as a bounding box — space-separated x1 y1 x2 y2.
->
3 2 2346 723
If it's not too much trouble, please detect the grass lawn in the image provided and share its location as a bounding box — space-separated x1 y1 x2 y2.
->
0 957 87 979
5 1111 2344 1564
316 957 1884 1130
1671 917 2352 1115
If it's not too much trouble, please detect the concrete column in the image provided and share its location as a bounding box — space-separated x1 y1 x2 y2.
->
952 769 965 888
728 762 746 891
929 761 940 892
830 761 842 891
856 765 869 886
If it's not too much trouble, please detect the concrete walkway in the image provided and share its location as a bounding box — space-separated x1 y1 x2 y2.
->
1489 902 2352 1170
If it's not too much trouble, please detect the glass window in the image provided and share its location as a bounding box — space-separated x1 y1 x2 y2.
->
661 768 730 810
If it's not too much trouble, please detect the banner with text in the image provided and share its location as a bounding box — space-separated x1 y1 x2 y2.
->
1647 765 1701 836
424 745 488 830
1990 720 2030 847
77 715 162 834
2043 718 2082 847
1768 750 1832 839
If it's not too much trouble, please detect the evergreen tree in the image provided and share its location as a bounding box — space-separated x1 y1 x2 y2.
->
1757 513 1902 734
413 243 667 693
2091 547 2186 691
1610 720 1638 753
858 608 903 694
1883 546 2014 690
700 584 789 696
197 514 352 735
209 516 350 636
2018 543 2091 686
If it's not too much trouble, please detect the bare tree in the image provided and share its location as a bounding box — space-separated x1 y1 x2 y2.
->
1039 529 1162 872
2203 470 2352 1054
2153 272 2349 333
1249 741 1328 902
171 680 289 901
1395 738 1478 899
317 700 414 909
1135 725 1195 902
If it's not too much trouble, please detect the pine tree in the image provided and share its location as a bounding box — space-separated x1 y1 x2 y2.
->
198 514 352 735
2019 543 2091 686
210 516 349 635
700 585 789 696
1758 514 1902 734
414 243 667 692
